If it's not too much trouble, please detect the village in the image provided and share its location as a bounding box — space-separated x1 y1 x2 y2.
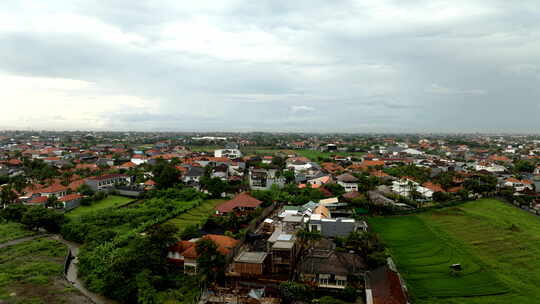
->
2 131 540 304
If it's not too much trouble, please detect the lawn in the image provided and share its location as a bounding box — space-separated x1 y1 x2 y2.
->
0 222 36 243
166 199 225 232
370 198 540 304
67 195 134 218
0 238 90 304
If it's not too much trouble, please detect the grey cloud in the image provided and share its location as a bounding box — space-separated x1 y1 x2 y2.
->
1 0 540 132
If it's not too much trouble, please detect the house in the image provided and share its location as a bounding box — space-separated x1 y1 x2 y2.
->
299 239 366 289
211 164 229 181
261 156 274 164
214 149 242 159
269 233 297 274
232 251 269 276
286 159 314 172
365 263 409 304
131 154 148 165
182 166 205 184
308 215 360 237
336 173 359 192
307 174 332 187
321 162 345 175
25 196 48 206
85 174 132 192
215 192 263 215
39 184 68 198
504 177 534 192
348 160 385 172
58 193 83 210
248 168 285 190
167 235 239 274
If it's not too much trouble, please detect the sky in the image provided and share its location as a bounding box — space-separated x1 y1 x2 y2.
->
1 0 539 133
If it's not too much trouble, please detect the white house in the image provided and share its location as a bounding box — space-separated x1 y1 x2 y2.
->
336 173 359 192
131 154 148 165
214 149 242 159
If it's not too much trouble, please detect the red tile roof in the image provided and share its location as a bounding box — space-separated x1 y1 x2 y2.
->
59 194 83 202
27 196 48 204
421 182 444 193
87 174 129 181
39 184 68 194
180 235 239 259
216 192 262 214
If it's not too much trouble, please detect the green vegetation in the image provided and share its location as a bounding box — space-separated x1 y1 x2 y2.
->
66 195 134 218
65 188 208 302
294 149 363 161
370 199 540 303
0 222 36 243
166 199 224 232
0 238 86 304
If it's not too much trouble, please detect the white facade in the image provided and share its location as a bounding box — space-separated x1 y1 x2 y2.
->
214 149 242 159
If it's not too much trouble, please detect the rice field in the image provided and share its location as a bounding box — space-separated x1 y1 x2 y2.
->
370 199 540 303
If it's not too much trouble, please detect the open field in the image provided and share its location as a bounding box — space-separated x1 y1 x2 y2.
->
0 222 36 243
67 195 134 218
243 148 364 160
370 198 540 304
166 199 225 232
0 238 90 304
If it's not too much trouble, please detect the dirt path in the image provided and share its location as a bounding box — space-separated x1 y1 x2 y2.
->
0 234 50 249
50 235 118 304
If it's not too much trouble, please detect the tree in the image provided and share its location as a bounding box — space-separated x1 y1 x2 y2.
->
196 238 225 283
21 207 65 232
514 160 535 173
0 204 28 221
200 177 228 198
279 282 312 303
324 183 345 196
1 184 18 207
152 162 180 190
46 194 59 208
77 184 95 196
283 170 295 184
432 191 451 202
296 228 322 257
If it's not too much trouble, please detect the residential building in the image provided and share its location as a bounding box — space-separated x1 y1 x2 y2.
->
336 173 359 192
308 215 361 237
232 251 269 276
299 239 366 289
248 168 285 190
85 174 132 192
214 149 242 159
215 192 263 216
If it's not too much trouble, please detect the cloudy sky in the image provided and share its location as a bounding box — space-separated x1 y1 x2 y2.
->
1 1 539 133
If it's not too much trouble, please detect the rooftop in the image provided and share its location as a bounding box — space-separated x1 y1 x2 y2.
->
234 251 268 264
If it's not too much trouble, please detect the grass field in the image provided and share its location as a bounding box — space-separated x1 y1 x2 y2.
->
166 199 225 232
244 148 364 161
0 238 89 303
0 222 36 243
370 199 540 304
67 195 134 218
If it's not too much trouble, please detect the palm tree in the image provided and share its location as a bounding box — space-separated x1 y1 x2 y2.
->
1 185 18 208
296 228 322 258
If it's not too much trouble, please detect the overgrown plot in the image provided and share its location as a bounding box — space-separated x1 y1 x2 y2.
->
167 199 225 231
